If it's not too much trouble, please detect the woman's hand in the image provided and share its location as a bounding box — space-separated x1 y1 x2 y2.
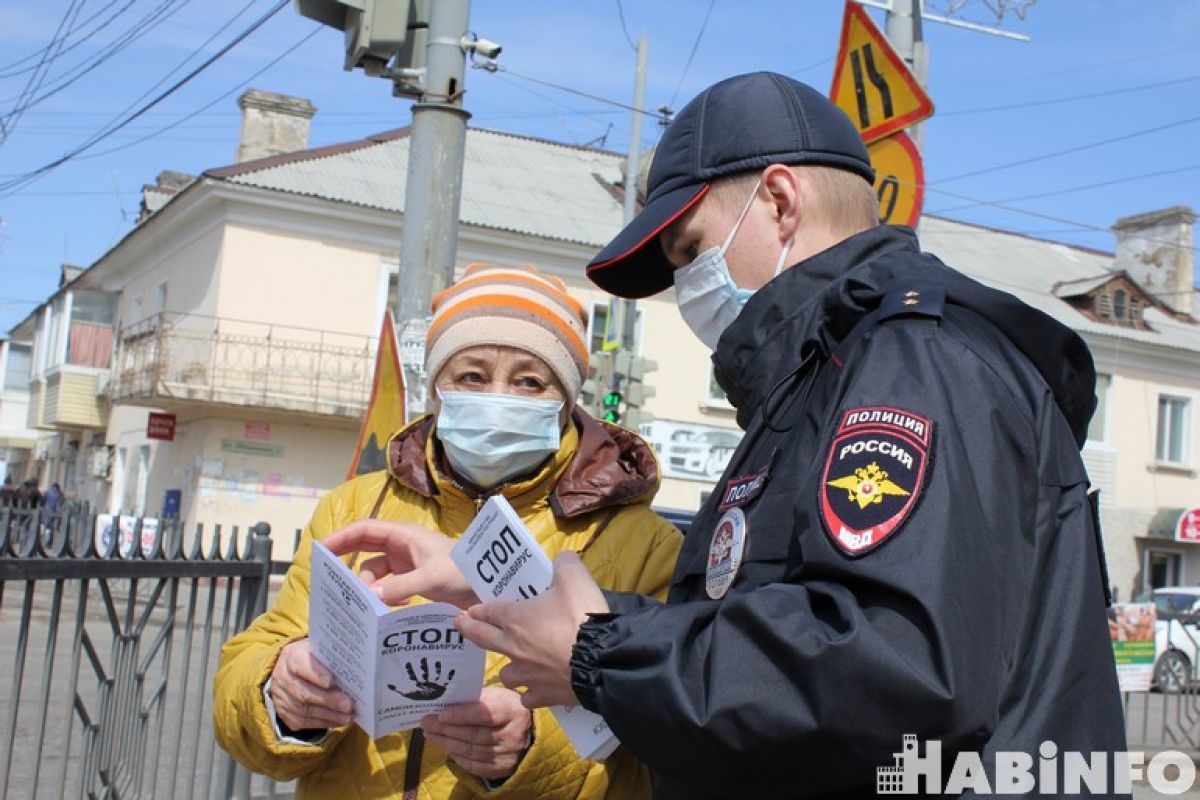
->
421 686 534 781
268 638 354 731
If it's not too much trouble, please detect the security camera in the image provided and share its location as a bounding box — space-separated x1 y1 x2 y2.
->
463 34 502 60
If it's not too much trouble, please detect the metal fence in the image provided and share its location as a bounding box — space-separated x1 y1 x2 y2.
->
6 496 1190 793
1123 613 1200 754
0 501 283 799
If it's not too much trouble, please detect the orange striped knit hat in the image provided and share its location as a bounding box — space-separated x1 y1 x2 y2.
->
425 263 590 400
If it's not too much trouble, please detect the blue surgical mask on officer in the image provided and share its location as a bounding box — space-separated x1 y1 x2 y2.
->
435 389 564 489
675 179 793 350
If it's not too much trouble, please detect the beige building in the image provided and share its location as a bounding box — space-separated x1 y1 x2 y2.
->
4 90 1197 601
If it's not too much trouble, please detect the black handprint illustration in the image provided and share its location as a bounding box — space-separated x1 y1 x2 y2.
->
387 658 456 701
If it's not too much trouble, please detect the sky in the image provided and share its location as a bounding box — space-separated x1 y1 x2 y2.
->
0 0 1197 333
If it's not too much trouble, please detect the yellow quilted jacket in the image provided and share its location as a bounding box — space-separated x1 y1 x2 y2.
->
214 410 682 799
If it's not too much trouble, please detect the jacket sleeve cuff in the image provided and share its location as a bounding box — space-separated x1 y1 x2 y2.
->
570 613 621 714
262 678 330 746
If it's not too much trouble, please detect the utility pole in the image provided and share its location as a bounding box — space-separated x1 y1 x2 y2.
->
296 0 501 418
884 0 927 147
396 0 472 416
876 0 1031 150
613 34 647 392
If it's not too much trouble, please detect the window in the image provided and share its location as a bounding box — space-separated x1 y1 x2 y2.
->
130 293 144 326
1086 373 1112 443
154 281 168 315
4 344 31 391
706 367 732 408
1112 290 1127 320
1145 550 1182 594
1156 395 1191 465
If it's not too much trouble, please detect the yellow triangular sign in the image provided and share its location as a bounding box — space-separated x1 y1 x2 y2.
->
829 0 934 145
347 312 407 479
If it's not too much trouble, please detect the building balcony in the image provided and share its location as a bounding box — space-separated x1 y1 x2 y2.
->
27 365 109 431
108 313 375 421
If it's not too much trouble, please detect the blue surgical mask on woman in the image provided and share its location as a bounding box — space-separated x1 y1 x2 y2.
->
435 389 564 489
674 179 794 350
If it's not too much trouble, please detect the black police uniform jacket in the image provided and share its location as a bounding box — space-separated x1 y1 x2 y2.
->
570 226 1128 798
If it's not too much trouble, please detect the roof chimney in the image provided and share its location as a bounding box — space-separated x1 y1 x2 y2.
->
1112 206 1196 318
235 89 316 164
137 170 195 222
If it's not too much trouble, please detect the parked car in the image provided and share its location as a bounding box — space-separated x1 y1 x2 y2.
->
665 429 743 478
1145 587 1200 692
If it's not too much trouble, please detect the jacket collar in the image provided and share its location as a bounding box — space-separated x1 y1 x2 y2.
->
712 225 919 428
385 407 660 519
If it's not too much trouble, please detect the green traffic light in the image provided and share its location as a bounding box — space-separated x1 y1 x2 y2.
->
603 410 620 423
602 391 622 408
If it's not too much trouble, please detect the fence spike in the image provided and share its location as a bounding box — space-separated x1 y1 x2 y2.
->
208 524 223 561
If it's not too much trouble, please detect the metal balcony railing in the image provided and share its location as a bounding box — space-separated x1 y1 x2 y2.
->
109 313 376 419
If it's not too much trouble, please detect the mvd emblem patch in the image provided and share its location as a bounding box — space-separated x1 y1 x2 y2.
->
819 406 932 557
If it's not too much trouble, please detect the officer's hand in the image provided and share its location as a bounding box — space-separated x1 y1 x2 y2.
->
457 552 609 708
269 638 354 731
421 686 533 781
323 519 477 609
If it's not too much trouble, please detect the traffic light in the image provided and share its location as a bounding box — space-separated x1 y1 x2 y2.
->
580 352 613 415
602 390 623 424
295 0 416 73
614 352 657 429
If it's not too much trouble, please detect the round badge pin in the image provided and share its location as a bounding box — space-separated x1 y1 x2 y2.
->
705 507 747 600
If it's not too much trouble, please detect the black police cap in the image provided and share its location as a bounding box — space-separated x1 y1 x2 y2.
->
587 71 875 299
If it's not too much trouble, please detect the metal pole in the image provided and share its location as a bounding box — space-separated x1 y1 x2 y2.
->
885 0 927 149
616 35 648 394
396 0 472 416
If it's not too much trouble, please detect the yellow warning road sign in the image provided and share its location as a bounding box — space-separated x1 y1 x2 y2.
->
869 131 924 227
830 1 934 145
347 312 407 479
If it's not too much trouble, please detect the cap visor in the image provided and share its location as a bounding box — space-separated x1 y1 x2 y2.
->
587 183 709 299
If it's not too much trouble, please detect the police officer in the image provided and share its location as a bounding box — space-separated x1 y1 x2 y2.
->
328 72 1127 797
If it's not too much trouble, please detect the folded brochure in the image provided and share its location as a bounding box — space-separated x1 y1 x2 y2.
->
308 539 486 738
450 495 621 761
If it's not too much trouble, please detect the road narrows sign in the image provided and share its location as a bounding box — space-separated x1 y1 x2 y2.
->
830 1 934 145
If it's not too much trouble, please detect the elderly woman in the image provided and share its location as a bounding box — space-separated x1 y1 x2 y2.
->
214 264 681 799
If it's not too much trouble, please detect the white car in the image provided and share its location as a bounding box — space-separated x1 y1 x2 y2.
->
664 429 743 478
1146 587 1200 692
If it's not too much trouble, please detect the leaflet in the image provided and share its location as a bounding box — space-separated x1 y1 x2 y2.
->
308 539 486 738
450 495 621 761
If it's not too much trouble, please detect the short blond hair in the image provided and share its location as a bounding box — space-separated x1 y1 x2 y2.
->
710 165 878 238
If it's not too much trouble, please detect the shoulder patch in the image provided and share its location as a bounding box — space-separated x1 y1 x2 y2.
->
819 406 933 557
877 284 945 323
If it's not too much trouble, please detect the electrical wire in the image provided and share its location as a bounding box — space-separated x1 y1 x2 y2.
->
476 63 667 121
0 0 291 197
923 185 1199 254
0 0 134 79
78 24 320 162
937 75 1200 118
615 0 636 52
928 163 1200 215
933 112 1200 184
2 0 87 144
789 56 835 77
71 0 270 158
668 0 717 108
0 0 191 123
